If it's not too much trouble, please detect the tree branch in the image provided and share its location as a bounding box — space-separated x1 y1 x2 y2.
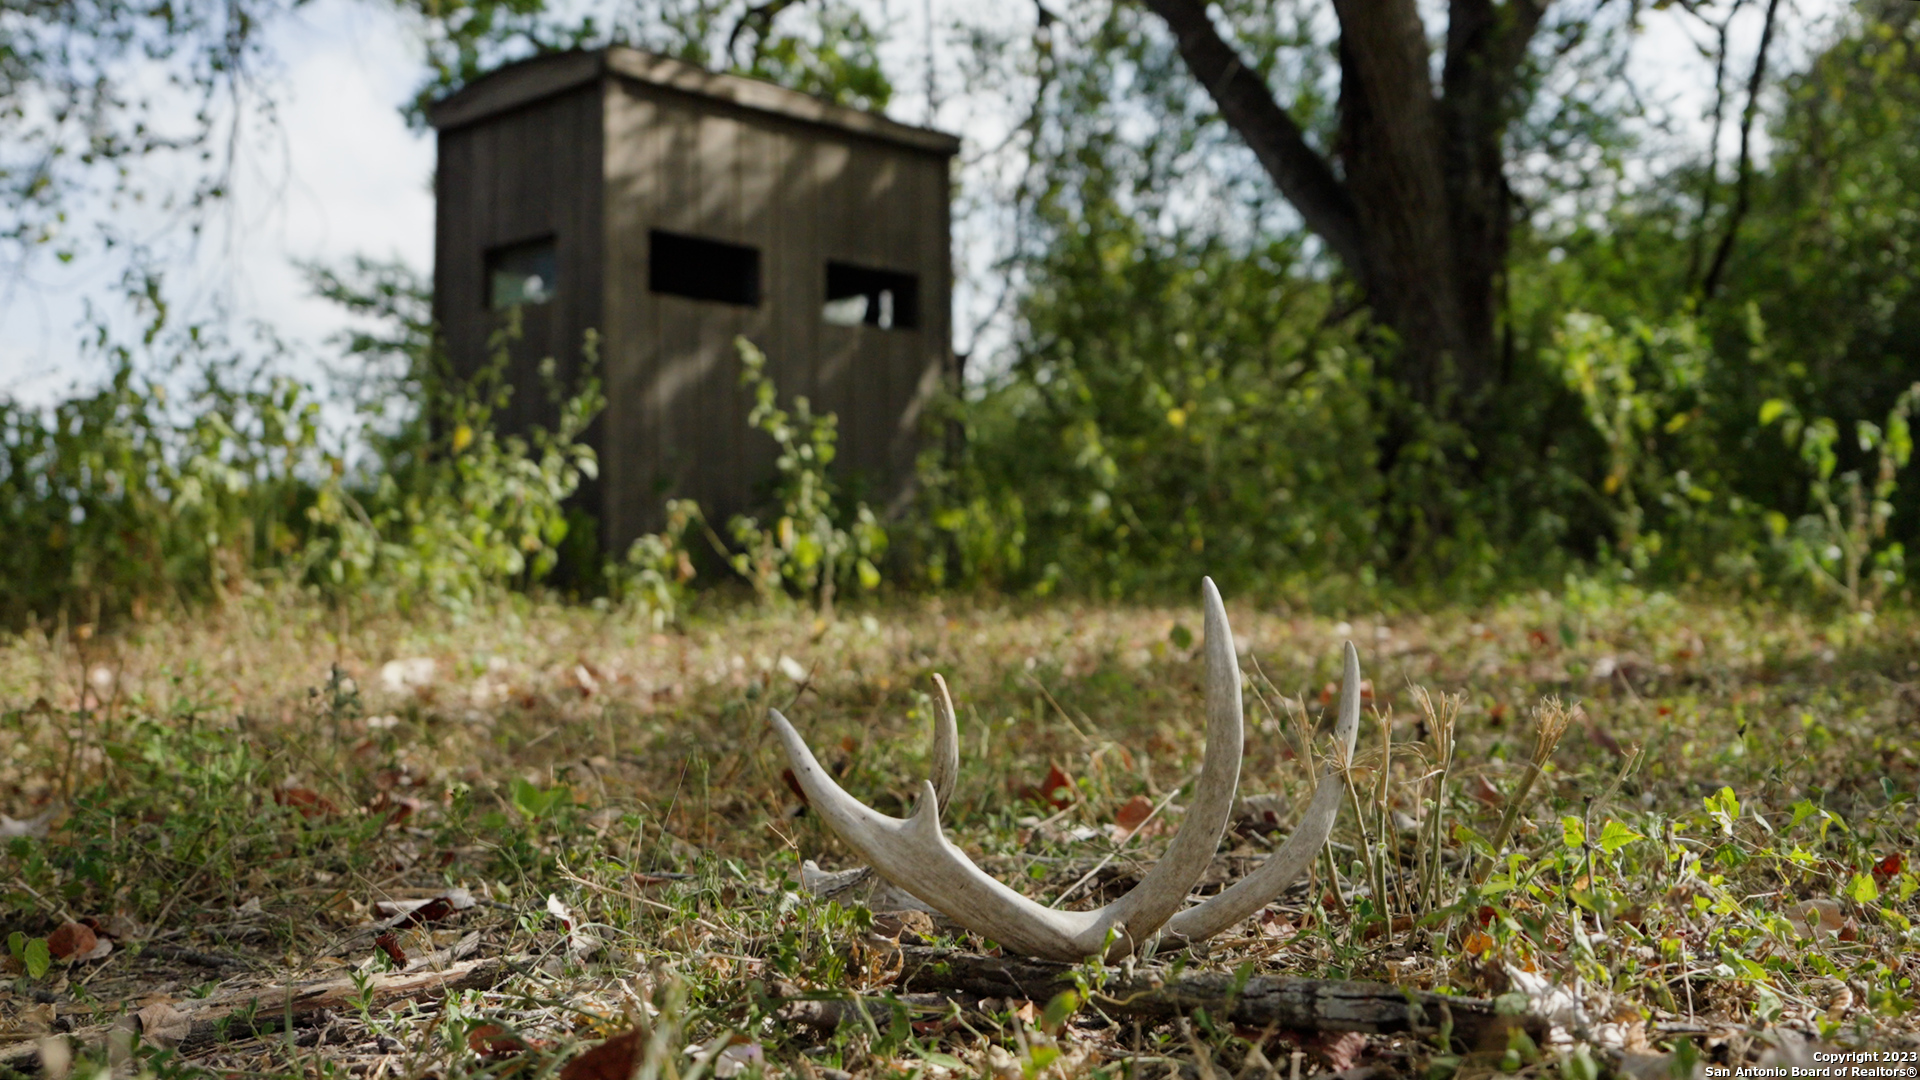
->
1140 0 1368 276
1687 0 1745 288
773 946 1546 1052
1699 0 1783 302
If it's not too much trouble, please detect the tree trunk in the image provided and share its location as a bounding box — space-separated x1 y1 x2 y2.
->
1142 0 1545 414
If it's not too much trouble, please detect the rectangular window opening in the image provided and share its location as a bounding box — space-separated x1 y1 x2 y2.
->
823 261 919 330
486 236 558 310
650 230 761 306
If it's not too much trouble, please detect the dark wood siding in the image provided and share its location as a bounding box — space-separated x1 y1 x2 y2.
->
436 49 954 554
432 82 606 522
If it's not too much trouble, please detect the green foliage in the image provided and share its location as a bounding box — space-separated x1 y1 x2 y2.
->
7 932 51 979
301 314 606 615
928 116 1380 597
0 322 325 626
1761 384 1919 609
1 0 288 271
719 337 885 613
0 270 605 625
1542 310 1750 573
397 0 892 126
612 498 702 628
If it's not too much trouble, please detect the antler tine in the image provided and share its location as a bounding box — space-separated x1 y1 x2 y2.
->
771 577 1245 962
1162 640 1363 944
930 673 960 815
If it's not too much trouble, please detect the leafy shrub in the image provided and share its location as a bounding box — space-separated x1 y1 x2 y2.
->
1542 310 1754 574
0 273 606 625
610 497 701 628
921 219 1381 599
1762 384 1920 609
714 337 886 614
301 317 606 615
0 328 325 626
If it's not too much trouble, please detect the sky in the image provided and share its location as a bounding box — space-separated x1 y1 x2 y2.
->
0 0 1839 407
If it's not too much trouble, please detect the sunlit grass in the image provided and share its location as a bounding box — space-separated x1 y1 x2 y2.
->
2 580 1916 1077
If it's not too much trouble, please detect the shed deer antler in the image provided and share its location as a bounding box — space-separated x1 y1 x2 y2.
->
770 578 1361 962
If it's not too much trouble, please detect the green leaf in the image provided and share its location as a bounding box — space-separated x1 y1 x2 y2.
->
1454 822 1498 858
1168 623 1193 649
1846 872 1880 904
6 931 22 960
24 937 50 979
1597 820 1644 855
1759 399 1790 425
1561 816 1586 849
1041 989 1081 1034
511 778 569 821
1704 786 1740 835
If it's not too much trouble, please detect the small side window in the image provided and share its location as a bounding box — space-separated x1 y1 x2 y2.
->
650 230 761 306
823 262 919 330
487 236 558 310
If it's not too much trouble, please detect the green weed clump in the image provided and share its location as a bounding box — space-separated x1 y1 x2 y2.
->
0 277 606 628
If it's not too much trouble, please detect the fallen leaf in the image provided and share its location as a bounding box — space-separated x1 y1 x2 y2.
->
1873 853 1906 880
467 1023 520 1058
12 1002 54 1034
1302 1030 1368 1072
1022 763 1075 809
372 889 476 929
132 1001 192 1047
560 1029 644 1080
1469 775 1504 807
0 807 56 838
48 921 107 961
1111 795 1166 839
1463 930 1495 956
468 1022 554 1058
275 787 339 819
1786 898 1846 939
374 933 407 966
380 657 437 693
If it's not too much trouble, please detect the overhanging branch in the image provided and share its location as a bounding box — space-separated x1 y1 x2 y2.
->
1141 0 1368 276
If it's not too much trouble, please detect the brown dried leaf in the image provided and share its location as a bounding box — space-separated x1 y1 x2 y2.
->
374 933 408 966
559 1029 644 1080
47 921 100 961
275 787 339 819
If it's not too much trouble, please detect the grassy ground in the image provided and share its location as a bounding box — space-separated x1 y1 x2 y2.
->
1 582 1917 1078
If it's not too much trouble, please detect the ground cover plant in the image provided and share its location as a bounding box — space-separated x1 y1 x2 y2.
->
2 583 1916 1078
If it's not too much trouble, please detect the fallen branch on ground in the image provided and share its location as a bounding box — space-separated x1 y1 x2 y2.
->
1 935 522 1076
775 946 1540 1051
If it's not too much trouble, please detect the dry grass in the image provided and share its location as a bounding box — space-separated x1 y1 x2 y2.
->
2 581 1917 1078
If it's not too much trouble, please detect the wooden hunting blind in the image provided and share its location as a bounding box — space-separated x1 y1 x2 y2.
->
428 47 961 554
